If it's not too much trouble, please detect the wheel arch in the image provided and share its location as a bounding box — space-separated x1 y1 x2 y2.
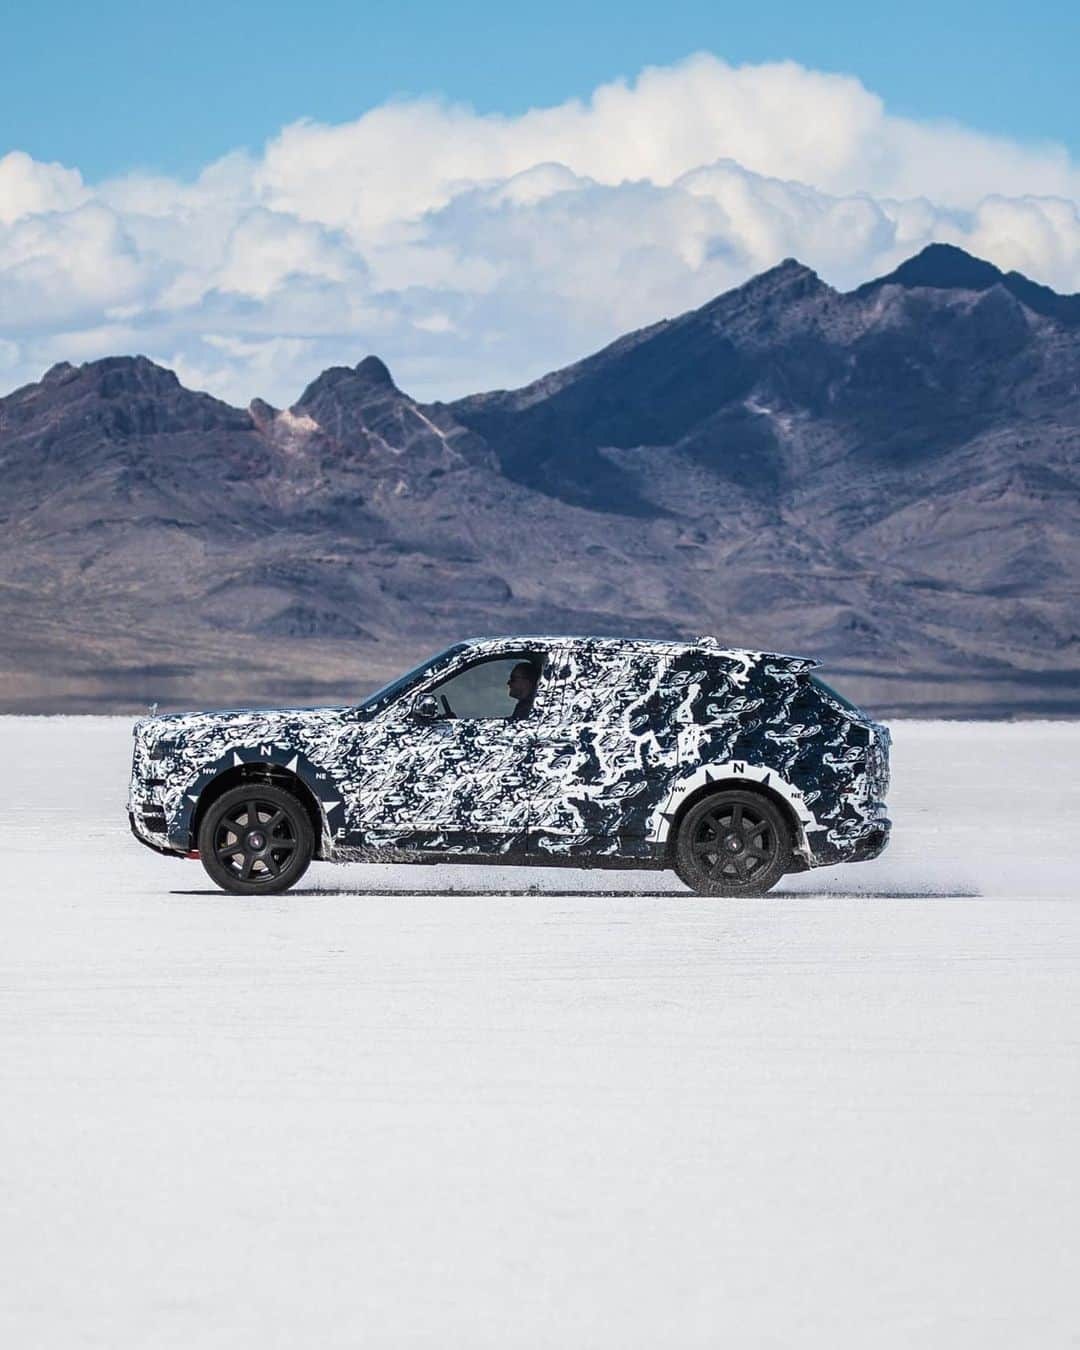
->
168 743 348 859
191 764 330 858
654 764 814 869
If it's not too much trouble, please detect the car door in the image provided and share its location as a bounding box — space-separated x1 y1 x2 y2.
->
527 641 683 860
352 645 558 853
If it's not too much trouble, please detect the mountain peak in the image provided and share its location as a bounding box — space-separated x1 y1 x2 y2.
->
295 355 399 411
856 243 1080 325
354 355 394 387
713 256 825 311
748 256 821 287
94 355 183 395
0 352 252 440
775 256 816 276
42 361 77 385
859 244 1004 295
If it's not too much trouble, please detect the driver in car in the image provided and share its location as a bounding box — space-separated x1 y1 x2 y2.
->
507 661 540 720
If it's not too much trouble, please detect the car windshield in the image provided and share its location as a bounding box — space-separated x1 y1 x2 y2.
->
357 644 467 713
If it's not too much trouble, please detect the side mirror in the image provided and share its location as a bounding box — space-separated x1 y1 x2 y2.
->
413 693 440 720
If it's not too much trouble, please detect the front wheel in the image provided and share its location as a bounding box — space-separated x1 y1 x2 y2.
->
197 784 314 895
673 789 792 897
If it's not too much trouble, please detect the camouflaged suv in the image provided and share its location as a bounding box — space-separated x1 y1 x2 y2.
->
129 635 891 896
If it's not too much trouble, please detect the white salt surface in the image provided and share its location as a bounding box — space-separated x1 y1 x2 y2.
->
1 718 1078 1348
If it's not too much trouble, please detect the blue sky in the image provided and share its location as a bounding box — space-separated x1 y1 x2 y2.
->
4 0 1077 180
2 1 1077 405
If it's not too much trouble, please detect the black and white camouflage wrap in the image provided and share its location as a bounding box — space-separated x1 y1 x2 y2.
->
128 636 891 873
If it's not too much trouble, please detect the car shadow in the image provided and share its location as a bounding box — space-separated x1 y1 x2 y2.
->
170 885 981 900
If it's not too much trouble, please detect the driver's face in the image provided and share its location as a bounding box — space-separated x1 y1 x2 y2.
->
507 667 535 701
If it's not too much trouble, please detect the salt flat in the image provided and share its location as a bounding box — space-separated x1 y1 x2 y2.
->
1 717 1078 1348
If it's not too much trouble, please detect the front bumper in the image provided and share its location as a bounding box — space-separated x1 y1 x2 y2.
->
128 810 186 859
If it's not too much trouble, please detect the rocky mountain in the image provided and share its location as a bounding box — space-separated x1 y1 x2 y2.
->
1 244 1077 715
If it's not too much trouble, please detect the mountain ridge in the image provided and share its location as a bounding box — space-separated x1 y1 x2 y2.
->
856 242 1080 325
1 244 1077 716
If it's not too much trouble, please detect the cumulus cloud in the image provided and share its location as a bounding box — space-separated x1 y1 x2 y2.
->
0 151 88 225
0 53 1078 407
0 202 151 331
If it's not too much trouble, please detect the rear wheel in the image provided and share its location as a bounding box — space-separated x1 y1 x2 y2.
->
197 783 314 895
673 789 791 897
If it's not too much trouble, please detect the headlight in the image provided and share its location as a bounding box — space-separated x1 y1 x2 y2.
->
149 739 177 761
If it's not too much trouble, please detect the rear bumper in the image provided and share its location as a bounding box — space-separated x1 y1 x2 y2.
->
846 819 891 863
806 815 891 868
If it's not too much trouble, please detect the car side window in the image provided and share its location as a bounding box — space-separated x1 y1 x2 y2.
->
427 652 548 721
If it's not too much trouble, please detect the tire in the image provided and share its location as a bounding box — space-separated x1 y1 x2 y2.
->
673 789 792 897
197 783 314 895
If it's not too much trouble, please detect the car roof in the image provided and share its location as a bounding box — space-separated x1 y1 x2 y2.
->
460 635 817 664
462 634 693 651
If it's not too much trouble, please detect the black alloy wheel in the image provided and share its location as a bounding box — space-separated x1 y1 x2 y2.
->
197 783 314 895
673 789 792 896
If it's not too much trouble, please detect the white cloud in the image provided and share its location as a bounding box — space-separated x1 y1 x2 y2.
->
0 53 1078 407
0 151 88 225
0 203 150 331
959 195 1080 282
252 54 1080 228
